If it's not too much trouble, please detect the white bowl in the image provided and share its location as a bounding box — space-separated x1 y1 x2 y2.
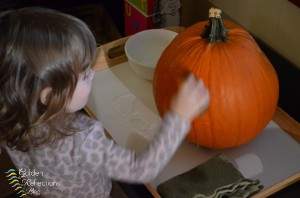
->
125 29 178 81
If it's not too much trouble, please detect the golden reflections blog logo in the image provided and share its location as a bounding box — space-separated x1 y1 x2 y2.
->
5 168 61 197
5 169 26 197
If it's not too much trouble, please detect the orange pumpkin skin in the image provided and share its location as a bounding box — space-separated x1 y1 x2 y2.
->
153 20 279 149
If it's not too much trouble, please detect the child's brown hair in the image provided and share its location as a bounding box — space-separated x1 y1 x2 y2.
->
0 7 97 151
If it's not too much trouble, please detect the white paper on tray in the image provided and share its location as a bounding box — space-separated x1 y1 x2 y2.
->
87 62 162 151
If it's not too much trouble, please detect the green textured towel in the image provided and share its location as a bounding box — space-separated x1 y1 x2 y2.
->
157 155 263 198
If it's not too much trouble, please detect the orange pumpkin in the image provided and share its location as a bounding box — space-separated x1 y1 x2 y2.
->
153 8 279 149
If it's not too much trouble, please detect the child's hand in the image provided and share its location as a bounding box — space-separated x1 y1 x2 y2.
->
170 74 210 121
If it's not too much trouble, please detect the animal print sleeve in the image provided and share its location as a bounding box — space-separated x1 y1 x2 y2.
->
78 112 190 183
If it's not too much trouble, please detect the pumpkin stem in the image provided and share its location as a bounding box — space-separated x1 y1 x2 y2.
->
201 8 229 43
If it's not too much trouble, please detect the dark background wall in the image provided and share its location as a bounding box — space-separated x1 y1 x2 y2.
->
0 0 125 41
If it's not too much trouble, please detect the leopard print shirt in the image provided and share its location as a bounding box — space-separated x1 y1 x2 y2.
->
4 111 190 198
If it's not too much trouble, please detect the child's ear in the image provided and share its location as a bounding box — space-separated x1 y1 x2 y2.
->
40 87 52 105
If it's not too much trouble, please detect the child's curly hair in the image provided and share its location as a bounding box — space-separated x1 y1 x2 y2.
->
0 7 97 151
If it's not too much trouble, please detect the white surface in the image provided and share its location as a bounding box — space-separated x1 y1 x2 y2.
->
235 153 264 178
124 29 177 81
87 62 300 191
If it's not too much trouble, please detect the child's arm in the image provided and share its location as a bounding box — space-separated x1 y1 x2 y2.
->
78 74 210 183
170 74 210 121
95 111 190 183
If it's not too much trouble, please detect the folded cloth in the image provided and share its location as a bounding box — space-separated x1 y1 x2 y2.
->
157 155 263 198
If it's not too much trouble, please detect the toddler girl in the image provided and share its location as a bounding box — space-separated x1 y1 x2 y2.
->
0 7 210 198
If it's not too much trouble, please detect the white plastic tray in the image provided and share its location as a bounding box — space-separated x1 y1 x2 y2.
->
87 61 300 193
